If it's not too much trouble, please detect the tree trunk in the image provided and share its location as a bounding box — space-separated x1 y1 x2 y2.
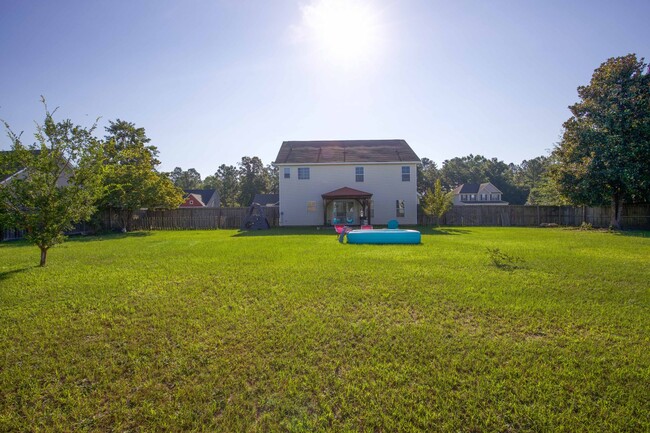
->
610 193 622 229
39 246 48 267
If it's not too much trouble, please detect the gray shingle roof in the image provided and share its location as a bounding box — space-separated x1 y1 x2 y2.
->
183 189 220 207
252 193 279 206
274 140 420 164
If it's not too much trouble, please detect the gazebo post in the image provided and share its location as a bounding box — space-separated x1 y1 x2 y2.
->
323 199 329 226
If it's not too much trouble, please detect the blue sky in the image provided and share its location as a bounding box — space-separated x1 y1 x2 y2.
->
1 0 648 177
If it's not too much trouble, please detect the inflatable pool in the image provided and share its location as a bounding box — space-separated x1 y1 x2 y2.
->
346 228 421 244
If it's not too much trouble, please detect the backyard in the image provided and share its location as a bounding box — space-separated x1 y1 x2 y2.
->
0 227 648 432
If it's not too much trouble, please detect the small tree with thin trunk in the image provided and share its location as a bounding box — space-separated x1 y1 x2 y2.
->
421 178 454 227
0 99 104 266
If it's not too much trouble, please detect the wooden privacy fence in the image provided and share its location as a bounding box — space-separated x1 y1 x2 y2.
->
2 204 648 241
98 207 280 231
418 204 650 229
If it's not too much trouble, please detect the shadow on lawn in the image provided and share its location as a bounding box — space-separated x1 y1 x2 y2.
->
65 231 153 243
0 266 34 281
233 228 337 237
425 228 472 235
234 226 474 237
614 230 650 238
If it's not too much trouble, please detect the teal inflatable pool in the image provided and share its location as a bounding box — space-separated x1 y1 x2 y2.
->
346 229 421 244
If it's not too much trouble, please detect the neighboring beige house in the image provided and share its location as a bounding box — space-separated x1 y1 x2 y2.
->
274 140 421 226
452 182 509 205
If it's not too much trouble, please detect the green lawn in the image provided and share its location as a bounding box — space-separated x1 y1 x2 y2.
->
1 227 649 432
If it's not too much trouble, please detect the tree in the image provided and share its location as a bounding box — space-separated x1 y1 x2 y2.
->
238 156 269 206
212 164 240 206
100 120 183 230
202 174 219 190
0 100 104 266
417 157 440 196
170 167 203 189
265 163 279 194
552 54 650 228
512 156 551 205
421 178 454 226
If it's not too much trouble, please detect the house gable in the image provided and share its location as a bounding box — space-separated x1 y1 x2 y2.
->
181 189 220 207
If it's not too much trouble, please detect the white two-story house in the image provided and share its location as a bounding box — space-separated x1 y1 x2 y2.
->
274 140 421 226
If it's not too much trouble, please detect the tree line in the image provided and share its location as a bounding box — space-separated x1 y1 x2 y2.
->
167 158 278 208
1 54 648 265
170 152 561 207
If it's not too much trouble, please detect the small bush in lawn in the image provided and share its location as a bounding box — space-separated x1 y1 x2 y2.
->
579 221 593 230
486 247 525 270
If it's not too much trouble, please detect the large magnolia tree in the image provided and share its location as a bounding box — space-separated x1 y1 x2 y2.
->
552 54 650 228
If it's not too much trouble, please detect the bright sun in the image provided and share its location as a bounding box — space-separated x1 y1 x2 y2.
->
299 0 382 67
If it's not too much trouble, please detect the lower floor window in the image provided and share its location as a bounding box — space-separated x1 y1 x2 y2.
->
396 200 405 217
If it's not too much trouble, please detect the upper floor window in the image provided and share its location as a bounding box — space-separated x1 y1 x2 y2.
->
401 166 410 182
298 167 310 180
284 167 290 179
355 167 364 182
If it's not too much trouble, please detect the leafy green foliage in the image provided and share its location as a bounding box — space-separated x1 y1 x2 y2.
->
210 163 240 206
170 167 203 189
238 156 271 206
0 228 648 431
0 99 104 266
421 178 454 225
486 247 525 270
552 54 650 227
416 157 440 196
100 120 183 229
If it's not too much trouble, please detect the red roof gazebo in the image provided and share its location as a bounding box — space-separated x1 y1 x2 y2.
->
321 187 373 226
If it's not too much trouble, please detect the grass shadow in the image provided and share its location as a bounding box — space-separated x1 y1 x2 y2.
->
233 227 338 237
65 231 154 243
614 230 650 238
425 228 472 235
0 266 35 281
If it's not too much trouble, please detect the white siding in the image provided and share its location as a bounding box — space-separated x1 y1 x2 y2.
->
278 163 418 226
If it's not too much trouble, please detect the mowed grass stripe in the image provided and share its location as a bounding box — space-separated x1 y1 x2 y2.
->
1 228 648 432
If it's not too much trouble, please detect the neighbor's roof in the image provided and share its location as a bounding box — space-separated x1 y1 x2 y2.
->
252 193 279 206
183 189 219 206
452 182 503 194
274 140 420 164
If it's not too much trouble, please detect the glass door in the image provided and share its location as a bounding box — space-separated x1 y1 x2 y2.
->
332 200 356 224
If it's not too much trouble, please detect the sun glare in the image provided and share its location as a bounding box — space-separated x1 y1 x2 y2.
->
299 0 382 67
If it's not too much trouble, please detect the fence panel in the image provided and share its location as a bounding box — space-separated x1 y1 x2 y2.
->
97 207 280 232
418 204 649 229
